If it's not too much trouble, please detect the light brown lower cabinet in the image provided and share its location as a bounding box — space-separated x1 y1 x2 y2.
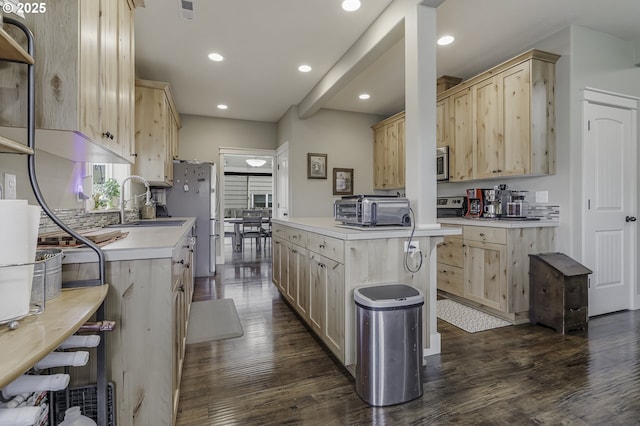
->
437 224 555 323
62 231 194 426
272 225 345 363
272 222 434 371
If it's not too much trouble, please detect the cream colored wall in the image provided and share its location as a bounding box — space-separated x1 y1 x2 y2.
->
177 114 278 163
0 150 84 208
279 107 384 218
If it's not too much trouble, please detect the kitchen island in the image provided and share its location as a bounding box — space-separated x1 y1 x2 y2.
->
61 217 195 426
271 217 460 374
437 217 558 323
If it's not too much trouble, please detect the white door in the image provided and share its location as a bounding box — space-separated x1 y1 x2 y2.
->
276 142 289 219
583 89 637 316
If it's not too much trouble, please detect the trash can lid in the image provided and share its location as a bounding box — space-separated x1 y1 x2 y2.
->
354 284 424 309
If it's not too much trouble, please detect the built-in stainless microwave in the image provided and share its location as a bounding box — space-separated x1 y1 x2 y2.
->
436 146 449 181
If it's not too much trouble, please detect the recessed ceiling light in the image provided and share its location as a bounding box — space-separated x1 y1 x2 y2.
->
208 52 224 61
437 35 455 46
342 0 361 12
217 104 228 110
298 64 312 73
359 93 370 100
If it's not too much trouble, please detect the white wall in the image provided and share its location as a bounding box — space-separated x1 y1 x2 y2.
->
0 150 84 209
277 106 384 218
178 114 278 163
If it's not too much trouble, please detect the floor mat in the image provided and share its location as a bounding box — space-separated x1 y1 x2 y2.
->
437 299 511 333
186 299 244 344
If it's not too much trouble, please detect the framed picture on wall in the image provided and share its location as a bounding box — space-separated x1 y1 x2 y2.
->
333 168 354 195
307 153 327 179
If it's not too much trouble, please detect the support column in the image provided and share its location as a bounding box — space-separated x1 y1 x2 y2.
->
404 2 441 356
404 3 438 226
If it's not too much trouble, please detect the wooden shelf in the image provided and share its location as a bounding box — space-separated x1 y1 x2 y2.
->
0 285 109 388
0 26 34 64
0 134 33 154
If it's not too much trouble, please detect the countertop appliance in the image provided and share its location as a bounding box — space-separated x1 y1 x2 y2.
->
436 196 465 218
165 161 218 277
465 188 487 218
334 195 411 227
436 147 449 182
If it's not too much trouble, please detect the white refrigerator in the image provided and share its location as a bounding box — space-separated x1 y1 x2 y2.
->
165 161 218 277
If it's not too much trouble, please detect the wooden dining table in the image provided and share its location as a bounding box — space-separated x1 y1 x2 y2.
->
224 217 271 251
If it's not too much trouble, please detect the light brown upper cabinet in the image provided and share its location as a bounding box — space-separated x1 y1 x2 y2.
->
134 79 182 187
440 49 560 182
372 111 405 190
0 0 137 163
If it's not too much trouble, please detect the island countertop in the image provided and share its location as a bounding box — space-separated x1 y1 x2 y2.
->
271 217 461 240
60 217 196 264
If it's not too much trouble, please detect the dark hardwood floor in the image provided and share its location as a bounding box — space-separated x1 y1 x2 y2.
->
176 241 640 425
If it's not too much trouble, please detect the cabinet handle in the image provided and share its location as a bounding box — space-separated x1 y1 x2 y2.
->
130 153 138 157
479 233 485 237
102 131 114 140
319 263 326 268
178 284 185 292
319 244 326 249
176 259 185 265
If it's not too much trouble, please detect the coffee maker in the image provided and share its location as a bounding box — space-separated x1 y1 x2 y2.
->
483 189 499 218
465 188 485 218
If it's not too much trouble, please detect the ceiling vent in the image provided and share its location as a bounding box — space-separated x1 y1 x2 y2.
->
178 0 194 21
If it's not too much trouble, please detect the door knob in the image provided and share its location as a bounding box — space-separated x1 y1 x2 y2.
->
625 216 637 222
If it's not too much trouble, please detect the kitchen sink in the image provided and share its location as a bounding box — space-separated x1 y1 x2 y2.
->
107 219 186 228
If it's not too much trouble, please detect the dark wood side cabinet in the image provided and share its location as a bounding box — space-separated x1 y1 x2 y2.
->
529 253 592 333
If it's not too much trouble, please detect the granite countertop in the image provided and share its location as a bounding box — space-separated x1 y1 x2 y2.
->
438 217 559 228
272 217 461 240
61 217 196 264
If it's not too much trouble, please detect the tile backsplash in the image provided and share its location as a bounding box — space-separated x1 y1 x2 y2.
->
38 208 140 234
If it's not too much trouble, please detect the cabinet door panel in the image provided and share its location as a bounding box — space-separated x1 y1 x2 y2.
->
308 254 325 336
464 241 507 311
475 76 503 179
373 126 386 189
272 238 282 287
436 99 449 149
450 88 474 181
502 62 531 176
324 258 344 361
294 248 309 320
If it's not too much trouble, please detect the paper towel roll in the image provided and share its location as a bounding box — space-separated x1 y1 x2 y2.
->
0 201 41 321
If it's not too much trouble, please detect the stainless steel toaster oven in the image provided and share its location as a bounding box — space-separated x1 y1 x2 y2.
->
334 195 411 227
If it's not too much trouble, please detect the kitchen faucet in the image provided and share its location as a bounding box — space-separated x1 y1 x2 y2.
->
120 175 151 224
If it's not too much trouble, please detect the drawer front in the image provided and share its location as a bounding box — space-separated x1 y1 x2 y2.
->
271 224 286 240
437 264 463 297
306 232 344 262
286 227 308 247
437 235 463 267
464 226 507 244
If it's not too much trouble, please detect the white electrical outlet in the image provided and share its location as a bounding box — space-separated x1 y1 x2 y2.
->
4 173 17 199
404 241 419 253
535 190 549 203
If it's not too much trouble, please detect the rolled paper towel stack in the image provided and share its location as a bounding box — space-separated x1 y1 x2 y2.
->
0 200 41 322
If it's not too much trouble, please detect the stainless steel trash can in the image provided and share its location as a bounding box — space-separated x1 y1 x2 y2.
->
354 284 424 406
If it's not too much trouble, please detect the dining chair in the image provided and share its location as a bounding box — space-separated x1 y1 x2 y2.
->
241 215 264 251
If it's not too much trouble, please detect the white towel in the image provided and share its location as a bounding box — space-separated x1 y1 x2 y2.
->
0 406 43 426
34 351 89 370
2 374 69 399
58 335 101 349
